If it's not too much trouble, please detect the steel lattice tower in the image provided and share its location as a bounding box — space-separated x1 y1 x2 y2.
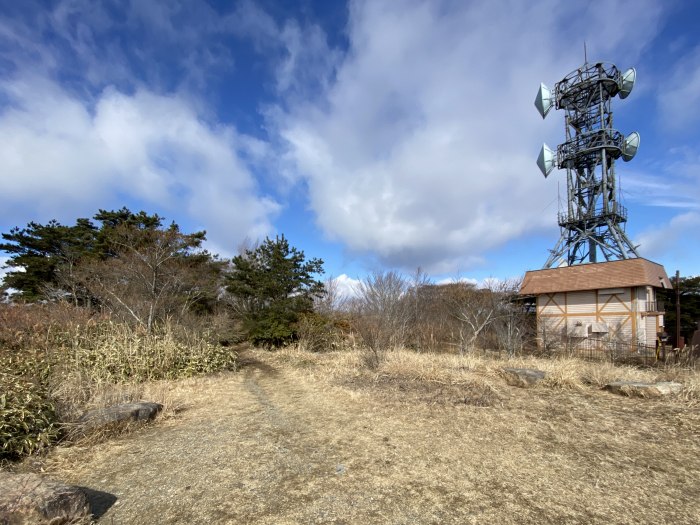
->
535 61 641 268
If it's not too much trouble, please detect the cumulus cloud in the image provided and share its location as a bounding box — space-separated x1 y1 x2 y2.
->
0 74 279 253
635 211 700 260
0 0 289 255
272 0 665 273
331 274 362 299
0 0 675 275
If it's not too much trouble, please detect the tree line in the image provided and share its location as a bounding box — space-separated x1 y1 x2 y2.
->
0 208 325 347
1 208 533 356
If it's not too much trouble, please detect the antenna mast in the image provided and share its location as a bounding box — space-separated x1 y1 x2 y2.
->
534 61 640 267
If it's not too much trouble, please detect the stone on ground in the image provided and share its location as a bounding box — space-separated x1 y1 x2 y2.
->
501 368 546 387
0 472 90 525
604 381 683 397
78 402 163 431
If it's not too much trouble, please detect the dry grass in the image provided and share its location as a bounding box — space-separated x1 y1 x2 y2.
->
27 345 700 524
0 303 236 461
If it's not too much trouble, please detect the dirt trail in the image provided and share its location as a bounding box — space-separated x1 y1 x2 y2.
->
46 355 406 524
43 351 700 524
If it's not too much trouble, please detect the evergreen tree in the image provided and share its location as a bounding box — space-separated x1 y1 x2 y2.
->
661 275 700 344
226 235 325 348
0 219 97 301
0 208 213 310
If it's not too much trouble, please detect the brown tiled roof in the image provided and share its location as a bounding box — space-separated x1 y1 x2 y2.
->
520 258 672 295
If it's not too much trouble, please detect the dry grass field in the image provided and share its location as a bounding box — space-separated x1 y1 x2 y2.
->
31 347 700 524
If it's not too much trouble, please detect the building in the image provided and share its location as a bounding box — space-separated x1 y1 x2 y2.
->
520 258 671 350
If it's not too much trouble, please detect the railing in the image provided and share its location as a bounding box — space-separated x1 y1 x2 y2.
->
558 203 628 228
644 301 664 313
557 129 624 167
530 336 696 368
547 338 656 365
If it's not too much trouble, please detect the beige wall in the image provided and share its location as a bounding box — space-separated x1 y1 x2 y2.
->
536 286 662 348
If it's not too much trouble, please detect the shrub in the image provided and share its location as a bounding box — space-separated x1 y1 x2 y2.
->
0 372 59 461
295 312 347 353
0 303 238 460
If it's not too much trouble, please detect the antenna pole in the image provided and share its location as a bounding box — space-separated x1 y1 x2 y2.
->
676 270 682 349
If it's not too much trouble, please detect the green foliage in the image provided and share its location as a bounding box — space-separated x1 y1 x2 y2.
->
1 208 221 330
0 207 203 302
661 275 700 343
227 235 325 348
0 371 59 460
0 218 97 301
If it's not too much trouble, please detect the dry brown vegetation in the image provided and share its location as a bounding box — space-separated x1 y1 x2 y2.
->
0 303 236 461
23 346 700 524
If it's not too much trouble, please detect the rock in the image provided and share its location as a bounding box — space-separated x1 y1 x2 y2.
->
78 402 163 431
604 381 683 398
0 472 90 525
501 367 546 387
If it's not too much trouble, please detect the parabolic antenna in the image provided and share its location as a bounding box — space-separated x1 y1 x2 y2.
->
537 143 556 177
621 131 640 161
618 67 636 99
534 83 554 119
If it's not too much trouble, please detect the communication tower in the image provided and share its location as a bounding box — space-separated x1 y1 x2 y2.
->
535 60 641 268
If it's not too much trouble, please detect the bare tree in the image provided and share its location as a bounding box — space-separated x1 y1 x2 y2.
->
404 268 439 351
489 278 527 356
314 276 347 316
353 270 410 367
433 280 502 354
77 225 218 332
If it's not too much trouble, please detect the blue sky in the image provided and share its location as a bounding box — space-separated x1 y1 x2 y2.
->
1 0 699 294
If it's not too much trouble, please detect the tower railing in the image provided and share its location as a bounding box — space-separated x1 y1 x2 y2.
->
557 203 628 228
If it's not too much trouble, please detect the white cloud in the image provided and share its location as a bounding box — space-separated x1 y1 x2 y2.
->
658 44 700 130
332 274 362 299
635 211 700 259
0 73 279 253
435 276 479 287
273 0 665 273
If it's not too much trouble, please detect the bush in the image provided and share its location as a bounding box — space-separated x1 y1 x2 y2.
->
0 303 238 460
295 312 347 353
0 372 59 461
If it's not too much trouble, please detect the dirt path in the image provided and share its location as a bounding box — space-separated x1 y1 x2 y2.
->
47 355 408 524
43 351 700 524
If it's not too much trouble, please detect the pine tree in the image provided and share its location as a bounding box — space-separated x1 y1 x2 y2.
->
226 235 325 348
0 219 97 301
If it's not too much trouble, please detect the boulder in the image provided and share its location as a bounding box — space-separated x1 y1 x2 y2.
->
604 381 683 398
0 472 90 525
501 367 546 387
78 401 162 431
